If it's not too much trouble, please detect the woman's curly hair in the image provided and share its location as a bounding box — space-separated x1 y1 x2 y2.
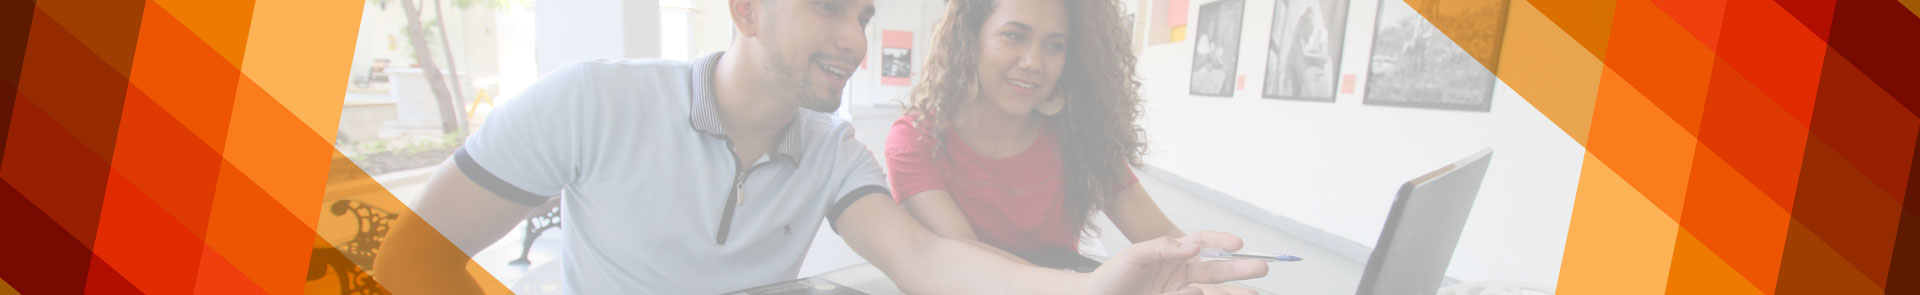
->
904 0 1146 237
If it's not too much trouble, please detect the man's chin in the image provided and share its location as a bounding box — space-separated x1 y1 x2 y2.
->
803 98 842 114
802 91 842 113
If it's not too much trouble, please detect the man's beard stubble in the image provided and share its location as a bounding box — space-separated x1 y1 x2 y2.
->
761 48 844 114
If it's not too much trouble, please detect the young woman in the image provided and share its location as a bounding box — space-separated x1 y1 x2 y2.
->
885 0 1184 272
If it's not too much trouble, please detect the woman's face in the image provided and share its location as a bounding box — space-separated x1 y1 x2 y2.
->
973 0 1069 118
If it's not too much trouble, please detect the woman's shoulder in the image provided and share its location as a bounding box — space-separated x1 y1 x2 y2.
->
888 113 927 135
886 112 937 149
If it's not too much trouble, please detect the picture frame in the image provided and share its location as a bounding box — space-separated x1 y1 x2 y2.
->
1261 0 1351 102
1361 0 1510 112
1188 0 1247 97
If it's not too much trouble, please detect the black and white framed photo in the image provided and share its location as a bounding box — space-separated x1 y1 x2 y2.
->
881 47 911 85
1362 0 1509 112
881 48 910 78
1188 0 1246 97
1261 0 1350 102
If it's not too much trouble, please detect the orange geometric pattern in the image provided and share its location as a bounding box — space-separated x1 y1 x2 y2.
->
2 0 1917 294
0 0 502 294
1438 0 1920 293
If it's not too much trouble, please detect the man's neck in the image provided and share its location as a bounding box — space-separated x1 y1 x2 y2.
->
712 51 797 163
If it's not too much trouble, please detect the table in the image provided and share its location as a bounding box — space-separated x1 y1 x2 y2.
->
812 262 1279 295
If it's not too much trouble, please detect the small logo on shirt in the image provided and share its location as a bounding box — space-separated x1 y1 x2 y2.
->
783 224 792 236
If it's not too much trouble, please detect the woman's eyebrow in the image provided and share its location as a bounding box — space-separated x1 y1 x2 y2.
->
1003 21 1033 31
1004 21 1068 39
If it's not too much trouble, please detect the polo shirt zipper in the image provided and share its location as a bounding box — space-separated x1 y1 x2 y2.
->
718 139 783 245
717 140 744 245
717 154 785 245
716 169 744 245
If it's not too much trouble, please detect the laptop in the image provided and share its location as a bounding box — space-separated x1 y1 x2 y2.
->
1356 148 1494 295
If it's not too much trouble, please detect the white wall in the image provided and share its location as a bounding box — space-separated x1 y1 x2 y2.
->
1136 0 1579 287
534 0 661 74
843 0 944 108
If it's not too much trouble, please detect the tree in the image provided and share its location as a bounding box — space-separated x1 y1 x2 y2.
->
385 0 514 135
430 0 478 134
397 0 462 134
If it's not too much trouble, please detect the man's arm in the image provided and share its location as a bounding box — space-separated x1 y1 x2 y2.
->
898 190 1030 263
837 192 1086 293
371 158 539 294
835 193 1270 294
1107 183 1186 243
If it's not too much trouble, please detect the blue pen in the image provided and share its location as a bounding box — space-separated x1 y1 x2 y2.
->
1199 248 1303 262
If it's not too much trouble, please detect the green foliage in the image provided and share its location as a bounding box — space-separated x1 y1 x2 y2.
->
451 0 528 10
349 131 466 157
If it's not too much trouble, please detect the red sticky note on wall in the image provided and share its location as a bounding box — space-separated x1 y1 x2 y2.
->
882 30 913 49
1341 74 1357 94
1236 75 1246 90
1169 0 1188 26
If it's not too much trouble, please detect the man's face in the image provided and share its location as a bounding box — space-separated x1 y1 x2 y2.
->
756 0 874 113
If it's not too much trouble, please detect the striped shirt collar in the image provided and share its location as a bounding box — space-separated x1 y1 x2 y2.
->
689 51 808 162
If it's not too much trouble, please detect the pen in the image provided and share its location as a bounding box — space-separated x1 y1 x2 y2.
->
1199 248 1303 262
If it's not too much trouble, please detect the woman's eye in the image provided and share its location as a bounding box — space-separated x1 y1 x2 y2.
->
1046 41 1066 51
1002 32 1026 42
815 2 841 14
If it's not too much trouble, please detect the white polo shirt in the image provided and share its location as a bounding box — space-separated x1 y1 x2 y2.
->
455 52 889 294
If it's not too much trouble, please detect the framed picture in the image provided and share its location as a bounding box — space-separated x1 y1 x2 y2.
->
1188 0 1246 97
882 30 913 86
882 48 910 77
1261 0 1351 102
1362 0 1510 112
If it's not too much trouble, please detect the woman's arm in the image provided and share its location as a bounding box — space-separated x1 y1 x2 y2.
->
1107 183 1186 243
900 189 1030 264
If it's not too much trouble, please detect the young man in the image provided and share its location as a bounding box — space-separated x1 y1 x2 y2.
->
372 0 1269 293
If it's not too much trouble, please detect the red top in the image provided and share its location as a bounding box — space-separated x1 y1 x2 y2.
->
884 115 1138 253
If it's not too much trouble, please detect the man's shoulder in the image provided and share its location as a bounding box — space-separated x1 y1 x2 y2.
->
793 111 855 143
561 58 695 85
540 58 698 114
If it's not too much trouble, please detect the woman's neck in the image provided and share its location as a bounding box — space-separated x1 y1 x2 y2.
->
955 99 1044 159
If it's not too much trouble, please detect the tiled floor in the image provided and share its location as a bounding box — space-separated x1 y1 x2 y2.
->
395 105 1368 294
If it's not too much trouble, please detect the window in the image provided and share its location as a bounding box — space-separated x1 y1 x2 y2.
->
660 0 696 60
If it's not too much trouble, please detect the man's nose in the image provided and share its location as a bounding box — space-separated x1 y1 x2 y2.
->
833 20 865 61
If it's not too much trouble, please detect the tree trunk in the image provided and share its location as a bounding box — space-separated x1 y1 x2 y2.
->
432 0 468 134
399 0 461 133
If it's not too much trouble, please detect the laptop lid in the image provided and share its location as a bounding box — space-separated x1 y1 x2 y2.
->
1356 148 1494 295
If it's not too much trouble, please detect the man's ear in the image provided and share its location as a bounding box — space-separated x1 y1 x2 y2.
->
730 0 760 38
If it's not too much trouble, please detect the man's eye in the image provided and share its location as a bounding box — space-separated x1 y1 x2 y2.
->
815 2 842 14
